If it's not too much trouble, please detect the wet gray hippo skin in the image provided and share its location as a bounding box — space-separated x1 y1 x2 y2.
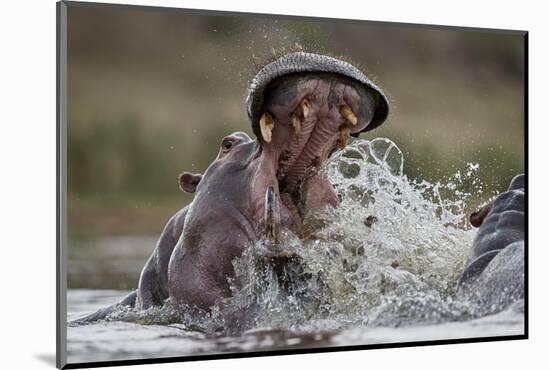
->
73 53 524 323
458 174 525 312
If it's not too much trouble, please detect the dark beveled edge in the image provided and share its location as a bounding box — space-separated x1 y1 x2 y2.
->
56 1 529 369
523 32 529 338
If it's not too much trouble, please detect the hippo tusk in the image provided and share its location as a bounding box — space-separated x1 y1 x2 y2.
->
265 186 281 243
301 98 311 119
340 104 358 126
291 113 301 138
259 113 275 143
338 124 351 149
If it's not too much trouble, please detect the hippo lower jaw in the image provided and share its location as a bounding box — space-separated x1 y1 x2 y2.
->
251 72 380 240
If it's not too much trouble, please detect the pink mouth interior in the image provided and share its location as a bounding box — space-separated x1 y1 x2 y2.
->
256 73 376 233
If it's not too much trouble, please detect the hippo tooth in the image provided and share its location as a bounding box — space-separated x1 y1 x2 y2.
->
264 186 281 243
291 113 301 138
338 124 350 149
301 99 311 119
259 113 275 143
340 105 358 126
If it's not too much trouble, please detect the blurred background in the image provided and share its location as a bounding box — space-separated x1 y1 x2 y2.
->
67 4 525 289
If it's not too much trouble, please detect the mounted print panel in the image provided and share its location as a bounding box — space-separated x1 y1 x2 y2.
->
57 1 527 368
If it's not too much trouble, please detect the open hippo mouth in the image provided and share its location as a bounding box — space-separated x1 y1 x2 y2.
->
246 52 389 241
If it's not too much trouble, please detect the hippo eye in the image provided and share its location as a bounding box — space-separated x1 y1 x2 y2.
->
222 139 233 152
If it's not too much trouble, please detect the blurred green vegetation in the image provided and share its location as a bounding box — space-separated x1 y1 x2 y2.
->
67 4 524 243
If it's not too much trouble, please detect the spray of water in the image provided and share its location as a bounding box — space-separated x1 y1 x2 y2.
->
108 138 485 334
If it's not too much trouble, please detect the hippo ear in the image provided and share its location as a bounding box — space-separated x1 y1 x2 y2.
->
469 202 493 228
178 172 203 193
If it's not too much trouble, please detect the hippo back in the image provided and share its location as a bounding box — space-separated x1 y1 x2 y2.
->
458 174 525 312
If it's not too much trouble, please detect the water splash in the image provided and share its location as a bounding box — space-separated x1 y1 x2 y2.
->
107 138 485 334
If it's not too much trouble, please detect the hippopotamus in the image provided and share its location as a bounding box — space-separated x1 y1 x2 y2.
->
74 52 390 321
74 52 525 323
458 174 525 312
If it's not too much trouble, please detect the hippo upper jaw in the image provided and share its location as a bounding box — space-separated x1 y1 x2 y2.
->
246 52 389 138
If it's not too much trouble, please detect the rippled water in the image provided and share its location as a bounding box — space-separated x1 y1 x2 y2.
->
67 138 524 363
67 289 524 363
